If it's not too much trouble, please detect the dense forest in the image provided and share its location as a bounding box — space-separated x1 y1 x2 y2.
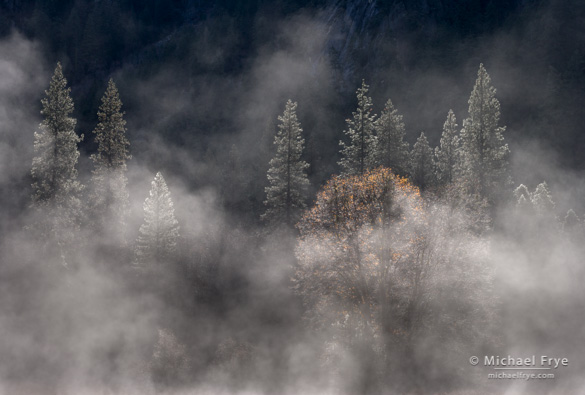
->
1 1 585 394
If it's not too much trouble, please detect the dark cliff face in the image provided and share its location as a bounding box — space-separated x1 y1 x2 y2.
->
0 0 526 86
2 0 585 173
319 0 526 83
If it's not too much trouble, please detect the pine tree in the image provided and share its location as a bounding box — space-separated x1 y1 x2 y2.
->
339 80 377 175
410 132 435 191
460 64 511 204
531 181 555 216
30 62 84 264
262 100 310 226
513 184 531 204
90 79 131 242
135 172 180 265
563 209 580 234
435 110 460 184
513 184 533 213
373 98 409 175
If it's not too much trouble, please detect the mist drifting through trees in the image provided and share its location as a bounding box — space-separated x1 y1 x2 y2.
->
1 1 585 394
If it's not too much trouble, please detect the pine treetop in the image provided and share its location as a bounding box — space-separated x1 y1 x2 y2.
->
374 98 409 175
339 80 377 175
41 62 74 125
91 79 131 170
435 110 460 184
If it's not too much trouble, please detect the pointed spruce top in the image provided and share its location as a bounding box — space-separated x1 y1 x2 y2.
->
356 79 372 109
153 171 169 194
416 131 429 144
102 78 124 114
42 62 74 120
468 63 497 108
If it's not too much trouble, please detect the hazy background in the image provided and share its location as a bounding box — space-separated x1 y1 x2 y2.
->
0 0 584 393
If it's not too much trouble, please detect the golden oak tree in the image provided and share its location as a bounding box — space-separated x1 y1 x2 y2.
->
294 167 494 389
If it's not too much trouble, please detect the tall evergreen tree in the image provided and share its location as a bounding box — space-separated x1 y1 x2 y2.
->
531 181 555 216
373 98 409 176
90 79 131 242
135 172 180 265
262 100 310 226
410 132 435 191
459 64 511 204
339 80 377 175
434 110 460 185
31 62 84 264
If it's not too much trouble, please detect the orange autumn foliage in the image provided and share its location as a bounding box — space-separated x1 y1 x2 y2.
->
294 168 426 339
294 167 494 359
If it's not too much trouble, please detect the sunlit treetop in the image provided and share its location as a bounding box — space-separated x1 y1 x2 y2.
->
338 80 378 175
297 167 423 238
32 62 83 206
262 99 310 227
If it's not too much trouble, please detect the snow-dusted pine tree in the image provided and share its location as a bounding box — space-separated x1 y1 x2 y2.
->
410 132 435 191
30 62 84 264
262 100 310 226
513 184 533 213
135 172 180 265
373 98 409 176
563 209 580 234
434 110 460 185
513 184 531 204
531 181 555 216
339 80 377 175
90 79 131 242
459 64 511 204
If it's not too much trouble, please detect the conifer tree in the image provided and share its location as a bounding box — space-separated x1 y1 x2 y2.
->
135 172 180 265
513 184 533 213
339 80 377 175
410 132 435 191
373 98 409 175
563 209 580 233
531 181 555 216
434 110 460 184
90 79 131 242
513 184 531 204
31 62 84 264
460 64 510 204
263 100 310 226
